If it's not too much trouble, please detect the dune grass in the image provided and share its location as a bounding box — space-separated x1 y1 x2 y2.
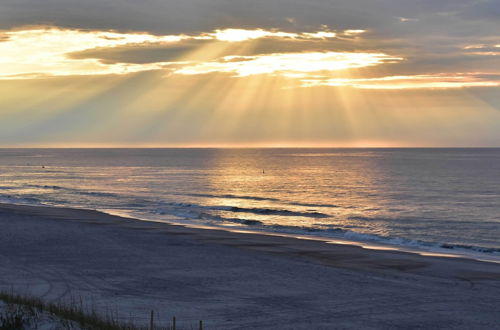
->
0 291 197 330
0 304 29 329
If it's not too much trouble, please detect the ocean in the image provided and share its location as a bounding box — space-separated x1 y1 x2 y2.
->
1 148 499 260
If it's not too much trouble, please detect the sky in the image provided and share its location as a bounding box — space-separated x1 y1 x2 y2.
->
0 0 499 147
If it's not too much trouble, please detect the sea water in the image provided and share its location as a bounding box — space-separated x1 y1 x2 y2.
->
1 148 499 259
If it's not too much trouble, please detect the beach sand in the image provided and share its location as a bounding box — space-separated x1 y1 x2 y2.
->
0 203 499 329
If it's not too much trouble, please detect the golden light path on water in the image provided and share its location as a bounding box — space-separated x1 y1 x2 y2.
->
198 149 389 232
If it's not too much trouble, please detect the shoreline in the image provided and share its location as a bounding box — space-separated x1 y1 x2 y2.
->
102 208 500 265
1 202 500 328
2 201 500 279
4 198 500 264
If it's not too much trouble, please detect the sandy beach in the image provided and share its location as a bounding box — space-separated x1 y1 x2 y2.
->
1 203 499 329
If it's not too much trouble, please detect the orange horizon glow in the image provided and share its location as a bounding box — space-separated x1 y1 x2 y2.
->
0 140 495 149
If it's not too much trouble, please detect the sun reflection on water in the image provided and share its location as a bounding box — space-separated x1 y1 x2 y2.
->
197 149 392 235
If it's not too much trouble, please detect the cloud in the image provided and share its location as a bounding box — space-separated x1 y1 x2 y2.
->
69 40 209 64
0 25 498 91
69 31 371 65
463 44 500 56
175 52 400 77
0 28 184 78
0 26 386 80
301 73 500 89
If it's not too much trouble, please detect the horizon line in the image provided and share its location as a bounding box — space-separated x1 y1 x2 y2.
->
0 145 499 149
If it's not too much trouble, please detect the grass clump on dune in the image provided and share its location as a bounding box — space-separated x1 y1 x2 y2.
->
0 291 199 330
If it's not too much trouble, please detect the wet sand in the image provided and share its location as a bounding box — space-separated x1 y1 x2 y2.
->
0 203 499 329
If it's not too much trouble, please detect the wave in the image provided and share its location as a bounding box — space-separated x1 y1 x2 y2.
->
181 193 343 209
4 185 341 219
0 195 44 205
260 223 500 255
287 202 341 208
348 215 418 222
24 184 118 198
153 207 264 226
201 213 264 226
150 203 500 255
439 244 500 254
156 201 330 219
348 215 500 227
210 205 329 218
180 192 281 202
